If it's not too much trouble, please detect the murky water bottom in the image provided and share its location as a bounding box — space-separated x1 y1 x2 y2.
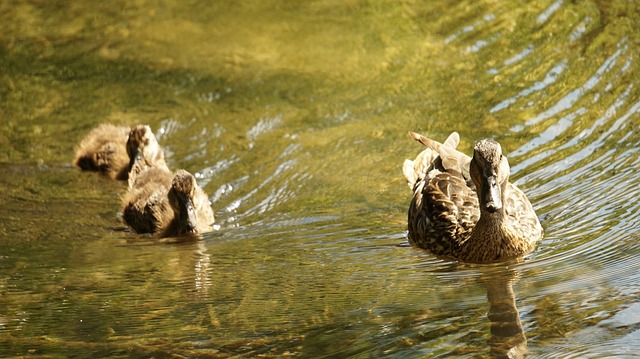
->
1 0 640 357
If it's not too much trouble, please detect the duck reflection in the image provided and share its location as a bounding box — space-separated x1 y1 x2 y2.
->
113 235 215 301
169 239 213 300
479 266 528 358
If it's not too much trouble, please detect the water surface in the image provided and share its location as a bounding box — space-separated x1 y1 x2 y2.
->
1 0 640 357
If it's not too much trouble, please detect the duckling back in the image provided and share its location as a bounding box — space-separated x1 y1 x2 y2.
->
122 168 214 237
74 124 130 180
122 167 174 235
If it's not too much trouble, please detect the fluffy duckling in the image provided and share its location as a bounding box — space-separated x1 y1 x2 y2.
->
74 124 130 180
122 168 215 237
403 131 543 263
74 124 169 182
125 124 170 187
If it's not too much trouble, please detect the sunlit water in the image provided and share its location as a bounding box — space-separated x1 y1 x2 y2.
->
1 0 640 357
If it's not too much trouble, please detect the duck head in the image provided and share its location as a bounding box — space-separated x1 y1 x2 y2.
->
168 170 199 233
469 139 510 214
126 125 163 168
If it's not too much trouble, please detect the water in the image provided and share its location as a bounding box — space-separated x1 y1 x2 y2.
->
1 0 639 357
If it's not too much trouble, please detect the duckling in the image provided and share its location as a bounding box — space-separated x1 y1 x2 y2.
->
74 124 130 180
74 124 169 182
122 168 215 237
403 131 543 263
125 124 170 187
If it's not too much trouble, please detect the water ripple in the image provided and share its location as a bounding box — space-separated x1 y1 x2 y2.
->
517 39 628 131
491 60 567 114
536 0 563 25
246 114 283 149
4 1 640 357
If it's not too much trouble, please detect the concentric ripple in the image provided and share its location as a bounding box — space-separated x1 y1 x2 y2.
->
1 0 640 358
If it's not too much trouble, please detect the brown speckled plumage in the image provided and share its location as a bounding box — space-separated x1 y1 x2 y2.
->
403 131 543 263
126 125 170 187
74 124 169 182
122 168 215 238
74 124 130 180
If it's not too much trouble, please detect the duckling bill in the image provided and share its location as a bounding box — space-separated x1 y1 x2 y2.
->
403 131 543 263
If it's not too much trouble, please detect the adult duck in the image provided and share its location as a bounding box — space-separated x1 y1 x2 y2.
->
402 131 543 263
122 168 215 238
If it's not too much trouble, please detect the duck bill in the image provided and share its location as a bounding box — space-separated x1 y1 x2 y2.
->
128 148 142 168
483 175 503 213
182 198 198 232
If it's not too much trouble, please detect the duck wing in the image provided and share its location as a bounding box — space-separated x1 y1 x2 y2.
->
406 132 479 256
503 183 544 245
403 131 461 189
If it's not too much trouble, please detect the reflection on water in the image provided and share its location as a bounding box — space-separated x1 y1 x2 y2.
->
1 0 640 357
483 269 527 358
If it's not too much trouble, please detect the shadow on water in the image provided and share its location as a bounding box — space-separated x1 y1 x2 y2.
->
1 0 640 357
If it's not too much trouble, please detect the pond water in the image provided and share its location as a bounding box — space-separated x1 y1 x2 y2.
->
1 0 640 357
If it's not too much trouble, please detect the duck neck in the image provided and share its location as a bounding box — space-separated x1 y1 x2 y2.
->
464 207 507 251
474 207 506 236
457 208 508 262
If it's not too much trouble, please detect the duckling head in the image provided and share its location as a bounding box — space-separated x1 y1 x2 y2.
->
470 139 510 214
168 170 199 233
126 125 163 166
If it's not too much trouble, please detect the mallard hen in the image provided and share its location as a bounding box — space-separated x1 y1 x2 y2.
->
402 131 543 263
74 124 130 180
122 168 215 237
